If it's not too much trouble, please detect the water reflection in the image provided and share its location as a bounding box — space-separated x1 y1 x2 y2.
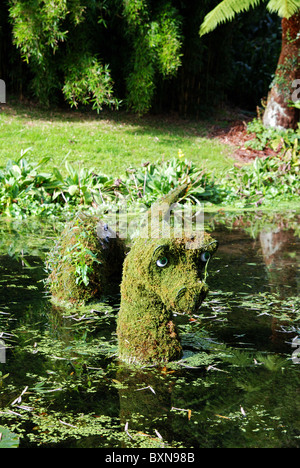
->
204 211 300 353
259 226 300 297
259 225 300 351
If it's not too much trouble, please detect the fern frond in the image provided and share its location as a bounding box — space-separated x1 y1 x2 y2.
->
267 0 300 18
200 0 263 36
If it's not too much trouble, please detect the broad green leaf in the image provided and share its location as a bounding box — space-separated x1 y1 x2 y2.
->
37 156 51 166
68 185 78 196
52 190 61 200
19 147 32 158
0 426 20 448
65 161 78 184
11 164 22 176
52 167 64 182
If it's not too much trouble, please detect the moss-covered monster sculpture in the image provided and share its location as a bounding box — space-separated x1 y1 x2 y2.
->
117 185 218 365
46 184 217 365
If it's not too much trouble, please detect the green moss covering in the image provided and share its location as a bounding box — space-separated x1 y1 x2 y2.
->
117 184 218 365
45 214 126 305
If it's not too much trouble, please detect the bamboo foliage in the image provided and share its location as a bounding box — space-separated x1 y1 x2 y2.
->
1 0 285 115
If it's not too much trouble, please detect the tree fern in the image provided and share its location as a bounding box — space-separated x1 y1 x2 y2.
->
267 0 300 18
200 0 299 36
200 0 263 36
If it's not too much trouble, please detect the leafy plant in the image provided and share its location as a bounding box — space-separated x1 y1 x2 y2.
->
222 151 300 207
124 0 183 114
0 152 54 216
9 0 75 105
63 55 120 112
45 161 115 207
0 371 9 388
216 119 300 207
9 1 119 109
0 154 117 217
44 216 105 302
0 142 299 218
123 153 226 206
291 101 300 109
245 117 300 153
0 426 20 448
0 151 224 217
66 230 102 287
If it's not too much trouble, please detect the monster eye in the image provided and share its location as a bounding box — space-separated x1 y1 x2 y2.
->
156 257 168 268
201 251 210 262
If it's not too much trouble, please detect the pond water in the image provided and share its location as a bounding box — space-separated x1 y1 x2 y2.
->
0 211 299 448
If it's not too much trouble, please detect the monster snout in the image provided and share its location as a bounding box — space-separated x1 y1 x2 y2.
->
175 281 209 314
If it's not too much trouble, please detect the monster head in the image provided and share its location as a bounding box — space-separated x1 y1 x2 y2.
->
117 229 218 365
147 233 218 314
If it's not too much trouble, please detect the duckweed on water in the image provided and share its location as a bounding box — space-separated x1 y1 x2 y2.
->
0 211 300 447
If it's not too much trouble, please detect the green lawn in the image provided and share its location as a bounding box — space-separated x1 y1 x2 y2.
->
0 102 234 178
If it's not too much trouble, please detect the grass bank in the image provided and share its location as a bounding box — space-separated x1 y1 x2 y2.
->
0 102 233 177
1 102 299 219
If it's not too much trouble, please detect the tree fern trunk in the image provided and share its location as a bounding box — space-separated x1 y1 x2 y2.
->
263 11 300 130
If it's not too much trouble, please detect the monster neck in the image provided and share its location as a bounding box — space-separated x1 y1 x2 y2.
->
142 183 189 239
153 183 189 208
118 279 182 365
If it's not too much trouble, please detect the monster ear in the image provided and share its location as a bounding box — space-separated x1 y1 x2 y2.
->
152 244 168 256
148 244 170 274
207 240 219 252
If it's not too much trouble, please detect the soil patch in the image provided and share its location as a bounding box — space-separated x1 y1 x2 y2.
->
209 119 278 164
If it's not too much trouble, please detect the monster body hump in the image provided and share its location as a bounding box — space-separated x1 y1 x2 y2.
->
117 231 218 365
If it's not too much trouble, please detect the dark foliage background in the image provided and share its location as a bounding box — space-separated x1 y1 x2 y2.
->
0 0 281 115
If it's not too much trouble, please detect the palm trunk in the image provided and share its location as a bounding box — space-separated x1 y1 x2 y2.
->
263 11 300 130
